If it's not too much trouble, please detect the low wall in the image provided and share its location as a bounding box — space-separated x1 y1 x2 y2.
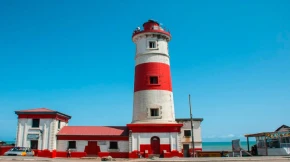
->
197 151 230 157
0 146 14 155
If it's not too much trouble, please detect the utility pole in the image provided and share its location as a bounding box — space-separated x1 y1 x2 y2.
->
189 94 195 157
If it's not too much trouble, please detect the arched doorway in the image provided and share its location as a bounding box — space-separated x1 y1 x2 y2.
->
150 136 160 154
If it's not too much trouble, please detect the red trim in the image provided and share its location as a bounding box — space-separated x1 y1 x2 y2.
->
127 123 183 133
180 148 202 157
57 135 128 141
163 150 183 158
55 115 70 123
56 151 87 158
18 114 69 122
132 29 171 39
134 63 172 92
36 150 129 158
33 149 38 156
0 146 13 155
129 151 139 158
140 144 170 155
132 20 171 39
37 149 56 158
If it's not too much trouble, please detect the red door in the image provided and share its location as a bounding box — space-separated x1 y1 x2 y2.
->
151 137 160 154
86 141 99 156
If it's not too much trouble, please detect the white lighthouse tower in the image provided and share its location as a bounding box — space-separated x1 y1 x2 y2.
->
127 20 183 158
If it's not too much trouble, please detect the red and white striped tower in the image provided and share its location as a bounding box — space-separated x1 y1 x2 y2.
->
132 20 176 124
127 20 183 158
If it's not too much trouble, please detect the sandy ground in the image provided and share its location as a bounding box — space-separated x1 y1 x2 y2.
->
1 156 290 162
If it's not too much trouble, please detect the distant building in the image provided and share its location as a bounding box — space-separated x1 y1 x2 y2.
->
275 125 290 132
244 124 290 156
13 20 204 158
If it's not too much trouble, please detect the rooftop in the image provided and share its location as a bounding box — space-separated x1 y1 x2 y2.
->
176 118 204 122
245 124 290 137
132 19 171 39
15 108 71 119
16 108 55 112
57 126 129 136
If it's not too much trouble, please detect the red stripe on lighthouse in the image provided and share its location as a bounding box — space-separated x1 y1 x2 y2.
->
134 62 172 92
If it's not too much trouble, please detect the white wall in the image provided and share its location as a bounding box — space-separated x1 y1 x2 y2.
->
178 120 202 142
16 118 68 151
258 148 290 156
135 36 169 57
57 140 88 152
135 54 170 66
57 140 129 152
131 132 179 151
176 120 203 149
181 142 202 149
133 90 176 123
99 141 129 152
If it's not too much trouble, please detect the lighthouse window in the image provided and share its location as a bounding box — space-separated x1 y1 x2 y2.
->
149 76 158 84
148 41 156 49
150 108 159 116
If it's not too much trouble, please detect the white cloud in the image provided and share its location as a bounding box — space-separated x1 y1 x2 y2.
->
220 134 235 138
203 135 216 139
204 134 245 139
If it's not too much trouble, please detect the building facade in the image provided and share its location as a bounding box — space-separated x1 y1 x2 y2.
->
13 20 204 158
176 118 203 157
15 108 71 157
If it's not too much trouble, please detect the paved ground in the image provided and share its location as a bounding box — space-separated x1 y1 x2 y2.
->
0 156 290 162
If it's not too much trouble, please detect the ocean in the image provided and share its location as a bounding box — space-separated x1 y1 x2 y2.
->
202 141 256 151
2 141 256 151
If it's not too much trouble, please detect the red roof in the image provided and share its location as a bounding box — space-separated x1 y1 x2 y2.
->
15 108 71 119
57 126 128 136
17 108 55 112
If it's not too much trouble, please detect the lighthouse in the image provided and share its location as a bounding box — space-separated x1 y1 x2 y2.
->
127 20 183 158
10 20 204 159
132 20 175 124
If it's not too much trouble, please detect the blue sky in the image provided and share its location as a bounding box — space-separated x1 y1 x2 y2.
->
0 0 289 142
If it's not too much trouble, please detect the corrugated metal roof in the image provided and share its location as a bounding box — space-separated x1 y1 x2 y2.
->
57 126 129 136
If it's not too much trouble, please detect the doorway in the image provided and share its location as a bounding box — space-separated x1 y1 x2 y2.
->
30 140 38 150
150 136 160 154
86 141 99 156
183 144 190 157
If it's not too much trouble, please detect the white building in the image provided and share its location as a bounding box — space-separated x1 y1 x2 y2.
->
15 108 70 157
14 20 204 158
176 118 203 157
